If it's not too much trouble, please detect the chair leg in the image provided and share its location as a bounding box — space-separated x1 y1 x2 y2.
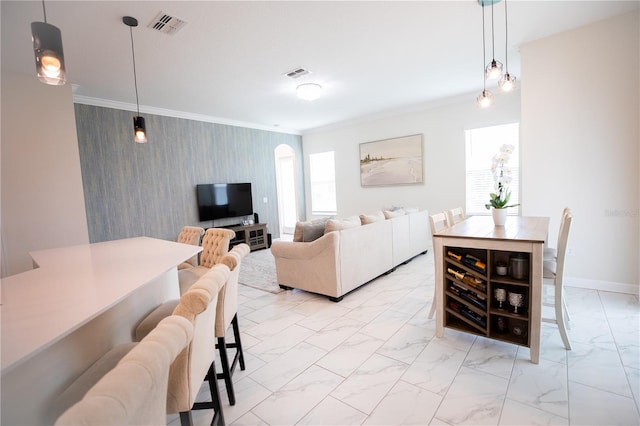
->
231 314 245 371
207 363 225 426
179 411 193 426
216 336 236 406
555 295 572 350
562 297 572 329
427 287 436 319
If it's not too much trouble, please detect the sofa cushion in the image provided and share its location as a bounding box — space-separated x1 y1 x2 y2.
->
360 211 385 225
325 215 361 233
293 218 330 242
383 209 406 219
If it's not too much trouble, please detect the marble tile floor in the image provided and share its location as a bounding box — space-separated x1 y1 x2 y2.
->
169 250 639 426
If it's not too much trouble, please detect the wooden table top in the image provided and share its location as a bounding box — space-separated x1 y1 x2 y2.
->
434 215 550 243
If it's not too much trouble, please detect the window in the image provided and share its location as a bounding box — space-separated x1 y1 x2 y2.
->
309 151 337 215
465 123 520 216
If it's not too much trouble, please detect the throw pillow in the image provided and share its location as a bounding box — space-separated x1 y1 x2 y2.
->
293 217 330 242
383 209 406 219
360 210 385 225
325 215 361 233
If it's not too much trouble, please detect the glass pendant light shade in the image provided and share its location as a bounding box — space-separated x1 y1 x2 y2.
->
499 72 517 92
133 116 147 143
31 21 66 85
485 59 503 80
477 90 494 108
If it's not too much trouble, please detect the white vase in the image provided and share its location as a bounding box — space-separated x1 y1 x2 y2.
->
492 208 507 226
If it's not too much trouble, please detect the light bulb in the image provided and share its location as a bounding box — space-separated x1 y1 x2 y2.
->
477 90 494 108
485 59 503 80
499 73 517 92
41 52 62 77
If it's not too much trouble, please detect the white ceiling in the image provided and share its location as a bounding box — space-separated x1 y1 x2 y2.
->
2 1 638 134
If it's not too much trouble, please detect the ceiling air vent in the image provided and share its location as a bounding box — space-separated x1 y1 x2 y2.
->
284 68 311 79
147 12 187 35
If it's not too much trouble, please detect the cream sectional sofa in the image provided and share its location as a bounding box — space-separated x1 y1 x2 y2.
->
270 209 429 302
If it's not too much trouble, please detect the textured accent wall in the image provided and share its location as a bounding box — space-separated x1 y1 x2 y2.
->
74 104 303 243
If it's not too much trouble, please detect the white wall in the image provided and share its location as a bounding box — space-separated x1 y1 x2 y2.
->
1 72 89 277
520 11 639 290
303 92 521 219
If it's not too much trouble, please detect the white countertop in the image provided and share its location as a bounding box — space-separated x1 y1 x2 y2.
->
1 237 201 372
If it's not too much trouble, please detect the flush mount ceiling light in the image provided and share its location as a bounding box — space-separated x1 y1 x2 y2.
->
297 83 322 101
123 16 147 144
31 0 66 85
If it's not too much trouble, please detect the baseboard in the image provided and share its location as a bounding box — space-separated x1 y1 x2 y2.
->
565 276 639 296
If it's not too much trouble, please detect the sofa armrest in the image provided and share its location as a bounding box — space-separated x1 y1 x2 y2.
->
270 231 341 297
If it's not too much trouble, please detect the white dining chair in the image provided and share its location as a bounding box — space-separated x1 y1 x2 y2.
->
446 207 465 226
541 211 573 350
428 212 450 319
544 207 571 262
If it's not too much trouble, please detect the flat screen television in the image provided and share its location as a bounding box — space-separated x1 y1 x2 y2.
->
196 183 253 222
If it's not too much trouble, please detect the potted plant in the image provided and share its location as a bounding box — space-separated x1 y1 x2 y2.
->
485 144 519 226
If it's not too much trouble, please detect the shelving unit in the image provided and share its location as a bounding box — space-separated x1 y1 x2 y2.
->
443 247 531 347
228 223 268 251
432 215 549 364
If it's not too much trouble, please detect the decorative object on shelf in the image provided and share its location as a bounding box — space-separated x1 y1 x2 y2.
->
510 318 527 338
509 253 528 280
508 291 524 314
123 16 147 143
495 262 508 276
31 0 66 85
496 316 508 333
485 144 519 225
494 287 506 309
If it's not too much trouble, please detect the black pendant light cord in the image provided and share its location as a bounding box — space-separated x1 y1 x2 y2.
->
41 0 47 22
482 4 486 90
504 0 509 70
491 1 495 59
129 26 141 116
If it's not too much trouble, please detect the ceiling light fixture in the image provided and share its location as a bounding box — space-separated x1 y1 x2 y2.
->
123 16 147 144
297 83 322 101
484 0 503 81
31 0 66 85
498 0 517 92
477 3 493 108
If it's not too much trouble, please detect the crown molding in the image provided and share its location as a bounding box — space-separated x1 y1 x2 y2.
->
72 95 301 136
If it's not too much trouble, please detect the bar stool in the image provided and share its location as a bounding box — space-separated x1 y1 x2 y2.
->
541 211 573 350
177 226 205 270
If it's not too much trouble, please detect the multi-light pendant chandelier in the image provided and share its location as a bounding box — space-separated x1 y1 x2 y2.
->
123 16 147 143
31 0 66 85
477 0 516 108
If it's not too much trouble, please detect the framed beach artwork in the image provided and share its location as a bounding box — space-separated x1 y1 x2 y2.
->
359 134 423 186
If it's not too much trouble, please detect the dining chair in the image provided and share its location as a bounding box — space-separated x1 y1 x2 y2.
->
214 243 250 405
55 315 194 425
541 210 573 350
167 263 230 426
177 226 205 270
544 207 571 262
178 227 236 293
446 207 465 226
428 212 450 319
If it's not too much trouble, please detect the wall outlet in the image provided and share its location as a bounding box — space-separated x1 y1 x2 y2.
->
567 246 575 256
263 197 268 203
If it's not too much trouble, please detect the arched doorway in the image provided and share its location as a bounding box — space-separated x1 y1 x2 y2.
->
274 144 298 236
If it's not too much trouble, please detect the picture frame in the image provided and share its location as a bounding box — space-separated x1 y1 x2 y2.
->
359 134 423 186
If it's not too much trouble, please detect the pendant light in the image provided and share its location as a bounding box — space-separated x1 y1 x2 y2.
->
484 0 503 80
31 0 66 85
477 3 493 108
498 0 517 92
123 16 147 144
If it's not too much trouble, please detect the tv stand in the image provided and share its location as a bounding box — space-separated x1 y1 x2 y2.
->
229 223 267 251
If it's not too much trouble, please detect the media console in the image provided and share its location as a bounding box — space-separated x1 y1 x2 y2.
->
228 223 268 251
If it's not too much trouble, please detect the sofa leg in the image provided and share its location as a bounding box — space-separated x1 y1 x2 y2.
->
279 284 293 290
329 296 343 303
383 267 396 275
